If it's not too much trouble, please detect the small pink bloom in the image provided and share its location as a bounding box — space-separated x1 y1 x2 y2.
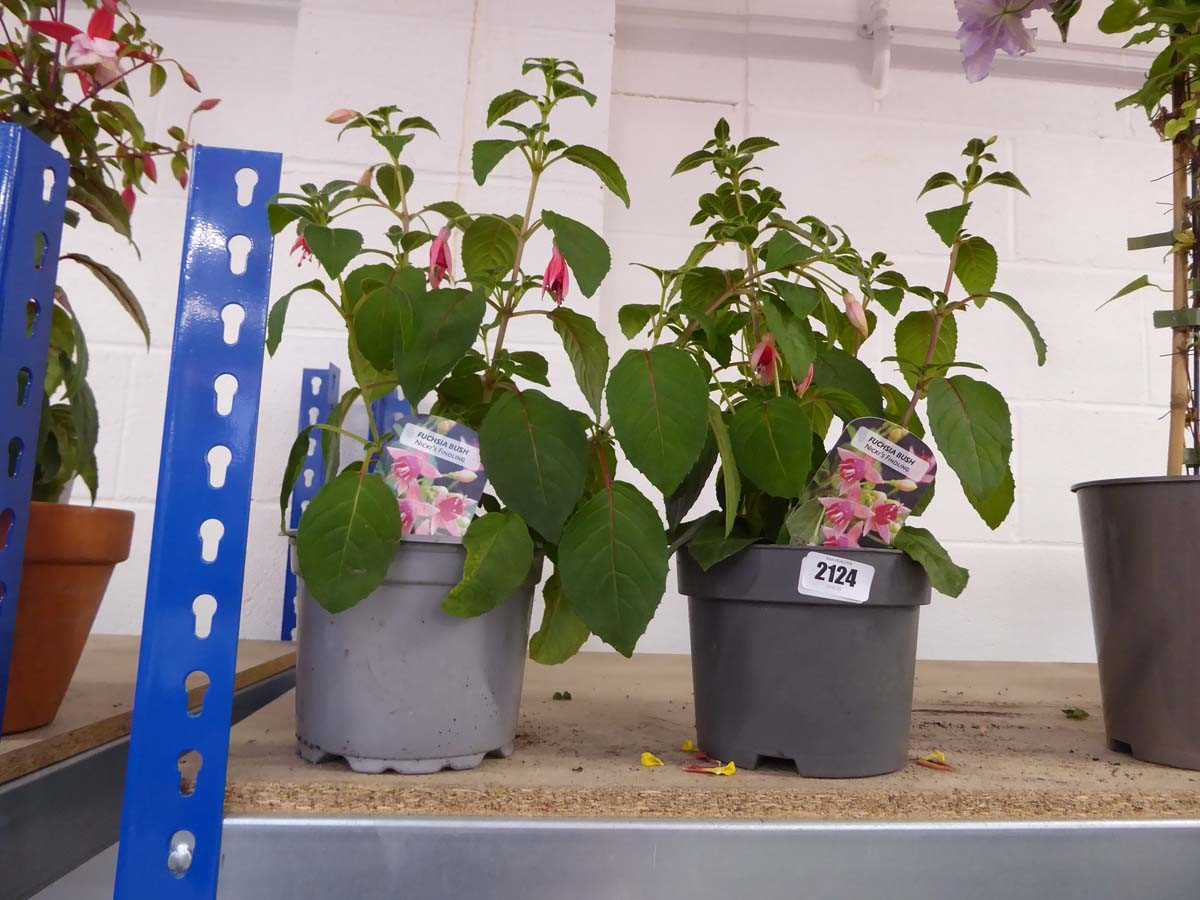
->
432 493 467 537
326 108 357 125
818 495 870 529
398 497 434 536
822 522 864 549
388 449 438 496
842 291 869 338
120 185 135 214
194 98 221 113
836 447 883 486
794 362 815 398
543 245 570 305
866 498 906 544
142 153 158 183
290 234 312 266
66 33 123 83
750 334 777 385
428 225 453 289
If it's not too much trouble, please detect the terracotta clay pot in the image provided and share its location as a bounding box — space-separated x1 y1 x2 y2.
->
2 502 134 734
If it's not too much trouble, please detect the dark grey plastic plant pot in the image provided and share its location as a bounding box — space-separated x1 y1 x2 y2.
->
295 540 539 775
678 544 931 778
1073 475 1200 771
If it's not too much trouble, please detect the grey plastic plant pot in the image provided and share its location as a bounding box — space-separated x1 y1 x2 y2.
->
677 544 931 778
1073 475 1200 771
295 540 540 775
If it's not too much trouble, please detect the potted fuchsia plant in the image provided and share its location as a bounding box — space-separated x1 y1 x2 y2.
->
1 0 214 734
961 0 1200 771
268 58 667 773
620 121 1045 777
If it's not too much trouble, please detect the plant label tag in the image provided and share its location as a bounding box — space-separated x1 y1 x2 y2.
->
378 413 487 544
799 551 875 604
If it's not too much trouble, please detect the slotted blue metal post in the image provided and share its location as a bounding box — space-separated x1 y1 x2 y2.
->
0 125 68 733
371 386 412 438
279 364 339 641
114 146 281 898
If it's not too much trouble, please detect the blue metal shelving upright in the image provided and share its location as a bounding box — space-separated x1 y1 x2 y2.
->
113 145 281 898
0 125 68 732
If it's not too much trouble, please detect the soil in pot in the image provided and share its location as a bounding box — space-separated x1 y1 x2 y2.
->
295 540 539 774
677 544 931 778
1074 475 1200 771
2 501 135 734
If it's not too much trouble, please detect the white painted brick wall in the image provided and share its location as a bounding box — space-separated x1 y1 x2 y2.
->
66 0 1171 662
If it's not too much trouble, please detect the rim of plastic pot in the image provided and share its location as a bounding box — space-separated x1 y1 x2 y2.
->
1071 474 1200 492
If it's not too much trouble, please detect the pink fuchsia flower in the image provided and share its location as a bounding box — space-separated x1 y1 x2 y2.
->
431 492 468 537
822 522 864 549
326 108 357 125
429 225 453 289
955 0 1052 83
28 5 126 88
866 497 906 544
750 334 778 385
120 185 135 214
836 447 883 486
842 291 869 338
818 495 870 529
290 234 312 266
543 245 570 304
398 497 434 537
794 362 815 398
388 449 439 496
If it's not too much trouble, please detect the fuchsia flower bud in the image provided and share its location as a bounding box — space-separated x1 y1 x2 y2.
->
120 185 135 214
750 334 777 385
843 290 869 338
326 108 357 125
794 362 815 398
142 153 158 183
543 245 570 305
428 226 453 289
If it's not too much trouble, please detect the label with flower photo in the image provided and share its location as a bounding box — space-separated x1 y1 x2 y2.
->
377 413 487 543
791 417 936 550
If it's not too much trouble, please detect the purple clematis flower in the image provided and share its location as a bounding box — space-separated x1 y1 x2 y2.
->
955 0 1052 82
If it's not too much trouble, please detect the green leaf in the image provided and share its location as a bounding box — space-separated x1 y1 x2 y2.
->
707 401 740 536
442 512 535 617
61 253 150 347
479 389 589 541
737 136 779 154
679 266 728 314
352 282 407 371
295 469 401 614
893 526 969 598
268 204 306 235
687 512 756 571
394 287 486 404
322 388 361 478
983 291 1046 366
487 89 536 126
70 380 98 502
981 171 1030 196
918 171 959 198
967 464 1015 529
303 226 363 279
608 346 709 495
729 397 813 499
774 281 821 318
894 311 958 390
68 181 130 239
925 203 970 247
813 346 883 416
1051 0 1083 41
618 303 659 339
280 423 318 530
665 431 716 531
762 299 816 378
558 481 668 657
1099 274 1156 308
954 236 998 296
472 139 520 185
759 230 812 269
1098 0 1140 33
560 145 630 207
540 209 611 298
267 279 325 356
549 307 609 418
529 572 591 664
149 62 167 96
461 214 518 289
375 165 402 208
673 149 715 175
926 374 1012 505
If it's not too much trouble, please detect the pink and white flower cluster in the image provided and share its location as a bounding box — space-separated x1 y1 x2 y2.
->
384 447 479 539
816 446 933 549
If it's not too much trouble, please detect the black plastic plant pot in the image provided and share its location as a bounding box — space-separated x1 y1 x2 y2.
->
1072 476 1200 771
677 544 931 778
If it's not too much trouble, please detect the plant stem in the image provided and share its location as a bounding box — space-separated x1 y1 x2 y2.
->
1168 65 1190 475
